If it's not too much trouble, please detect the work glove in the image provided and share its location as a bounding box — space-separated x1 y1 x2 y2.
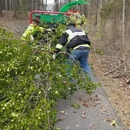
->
46 28 52 32
30 35 34 41
51 28 55 33
52 53 57 60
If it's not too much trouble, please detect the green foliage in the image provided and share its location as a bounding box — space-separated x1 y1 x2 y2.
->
66 12 88 27
0 25 99 130
71 102 80 109
95 47 104 55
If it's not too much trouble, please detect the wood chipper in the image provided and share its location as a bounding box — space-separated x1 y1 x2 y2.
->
27 0 90 49
29 0 90 24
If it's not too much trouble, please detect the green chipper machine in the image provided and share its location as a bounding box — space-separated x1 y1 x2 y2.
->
30 0 90 24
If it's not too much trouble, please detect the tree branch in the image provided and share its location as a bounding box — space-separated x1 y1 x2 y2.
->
103 60 130 76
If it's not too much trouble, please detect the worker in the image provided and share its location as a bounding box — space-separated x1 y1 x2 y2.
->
53 23 92 81
21 18 52 44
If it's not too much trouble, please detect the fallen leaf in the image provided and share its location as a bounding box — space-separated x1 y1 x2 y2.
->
126 80 130 84
122 110 128 116
82 111 86 118
106 118 112 122
100 105 107 112
71 102 80 109
59 118 64 121
82 102 90 107
110 120 118 126
82 114 86 118
60 111 65 115
127 122 130 126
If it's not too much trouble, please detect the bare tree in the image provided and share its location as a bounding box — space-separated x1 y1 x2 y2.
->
54 0 59 11
0 0 3 17
122 0 125 44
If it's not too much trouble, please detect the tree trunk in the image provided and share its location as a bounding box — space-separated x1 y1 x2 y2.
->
87 0 91 23
94 0 100 27
123 0 125 44
0 0 3 17
114 0 117 32
54 0 59 11
12 0 19 18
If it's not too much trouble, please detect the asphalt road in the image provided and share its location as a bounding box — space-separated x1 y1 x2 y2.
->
55 75 125 130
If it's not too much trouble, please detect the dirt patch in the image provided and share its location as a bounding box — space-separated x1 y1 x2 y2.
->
0 17 29 38
90 52 130 130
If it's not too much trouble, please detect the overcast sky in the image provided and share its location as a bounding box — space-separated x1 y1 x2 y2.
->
47 0 54 4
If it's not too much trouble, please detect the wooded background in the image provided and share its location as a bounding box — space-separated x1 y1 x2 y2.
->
0 0 130 43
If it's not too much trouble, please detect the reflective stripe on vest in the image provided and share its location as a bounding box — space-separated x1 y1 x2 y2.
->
66 29 86 43
23 24 33 37
73 44 90 50
28 24 33 30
